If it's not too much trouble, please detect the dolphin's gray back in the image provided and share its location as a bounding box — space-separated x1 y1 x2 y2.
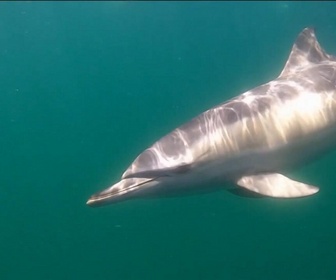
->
123 28 336 179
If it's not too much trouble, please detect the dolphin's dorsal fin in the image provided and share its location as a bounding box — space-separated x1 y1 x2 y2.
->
279 27 336 77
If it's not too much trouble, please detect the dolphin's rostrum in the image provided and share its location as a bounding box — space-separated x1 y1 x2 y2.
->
87 27 336 207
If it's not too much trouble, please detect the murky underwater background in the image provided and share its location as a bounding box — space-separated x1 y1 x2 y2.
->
1 2 336 279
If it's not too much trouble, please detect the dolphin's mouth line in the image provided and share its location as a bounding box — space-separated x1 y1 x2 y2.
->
121 177 160 193
88 177 161 202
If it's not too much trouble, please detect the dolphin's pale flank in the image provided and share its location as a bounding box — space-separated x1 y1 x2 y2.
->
87 27 336 207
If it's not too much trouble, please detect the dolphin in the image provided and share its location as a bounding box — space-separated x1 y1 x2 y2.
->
87 27 336 207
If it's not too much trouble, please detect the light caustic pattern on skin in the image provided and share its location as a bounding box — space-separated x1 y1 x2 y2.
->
125 69 336 179
88 28 336 207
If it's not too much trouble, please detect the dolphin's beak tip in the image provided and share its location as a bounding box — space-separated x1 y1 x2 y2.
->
86 197 96 207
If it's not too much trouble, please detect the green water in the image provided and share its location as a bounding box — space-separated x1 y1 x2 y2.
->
1 2 336 279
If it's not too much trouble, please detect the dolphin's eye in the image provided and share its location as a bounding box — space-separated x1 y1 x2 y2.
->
173 164 191 174
164 163 191 177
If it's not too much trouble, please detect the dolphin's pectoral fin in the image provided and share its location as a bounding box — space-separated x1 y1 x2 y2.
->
236 173 319 198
